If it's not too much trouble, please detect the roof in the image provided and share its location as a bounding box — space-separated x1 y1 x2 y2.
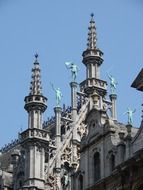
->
131 68 143 91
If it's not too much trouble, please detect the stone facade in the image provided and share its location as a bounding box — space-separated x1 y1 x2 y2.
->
0 14 143 190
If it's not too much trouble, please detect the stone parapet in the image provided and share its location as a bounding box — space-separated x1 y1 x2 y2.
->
21 128 49 142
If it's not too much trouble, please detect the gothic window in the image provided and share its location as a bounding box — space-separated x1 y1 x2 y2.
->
93 152 101 182
28 97 32 101
78 174 83 190
110 154 115 172
35 96 40 101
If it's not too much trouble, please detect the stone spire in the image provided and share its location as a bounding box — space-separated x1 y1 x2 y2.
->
24 53 47 122
87 13 97 50
80 14 106 98
80 14 108 112
21 54 49 190
29 53 42 95
82 14 103 80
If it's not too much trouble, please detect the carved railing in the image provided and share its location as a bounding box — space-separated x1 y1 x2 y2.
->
21 128 49 141
43 105 72 128
80 78 107 92
0 138 20 153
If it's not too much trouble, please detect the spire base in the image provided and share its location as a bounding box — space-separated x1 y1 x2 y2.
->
24 95 47 112
80 78 107 96
82 48 103 66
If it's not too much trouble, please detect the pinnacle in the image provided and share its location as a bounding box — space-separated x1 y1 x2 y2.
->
91 13 94 18
87 13 97 50
34 53 39 65
29 54 43 95
35 53 38 59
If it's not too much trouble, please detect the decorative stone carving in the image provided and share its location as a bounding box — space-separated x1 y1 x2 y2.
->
77 122 87 137
61 145 72 163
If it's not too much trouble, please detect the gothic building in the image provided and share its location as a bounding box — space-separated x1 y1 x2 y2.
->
0 14 143 190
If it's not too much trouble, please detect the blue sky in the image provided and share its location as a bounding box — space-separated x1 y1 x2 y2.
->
0 0 143 147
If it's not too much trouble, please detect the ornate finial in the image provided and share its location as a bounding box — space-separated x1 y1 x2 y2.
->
91 13 94 18
35 53 38 59
34 53 39 63
29 54 42 95
87 13 97 50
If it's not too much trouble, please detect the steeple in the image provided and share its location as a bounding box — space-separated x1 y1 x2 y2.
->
20 54 49 190
87 13 97 50
80 14 107 109
29 53 42 96
82 14 104 81
24 54 47 126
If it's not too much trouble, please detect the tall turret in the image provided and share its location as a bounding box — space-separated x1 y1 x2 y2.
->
80 14 107 97
80 14 107 110
20 54 49 190
24 53 47 129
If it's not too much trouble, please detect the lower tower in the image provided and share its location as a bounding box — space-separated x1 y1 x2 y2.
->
19 54 49 190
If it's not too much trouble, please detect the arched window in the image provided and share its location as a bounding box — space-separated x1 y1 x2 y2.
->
110 154 115 172
93 152 100 181
78 174 83 190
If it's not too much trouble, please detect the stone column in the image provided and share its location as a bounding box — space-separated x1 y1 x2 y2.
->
54 106 62 147
70 82 78 122
54 106 62 189
117 132 125 164
110 94 117 120
125 124 132 158
70 82 78 165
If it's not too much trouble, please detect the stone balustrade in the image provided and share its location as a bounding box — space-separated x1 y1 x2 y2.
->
0 139 20 153
80 78 107 92
21 128 49 142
